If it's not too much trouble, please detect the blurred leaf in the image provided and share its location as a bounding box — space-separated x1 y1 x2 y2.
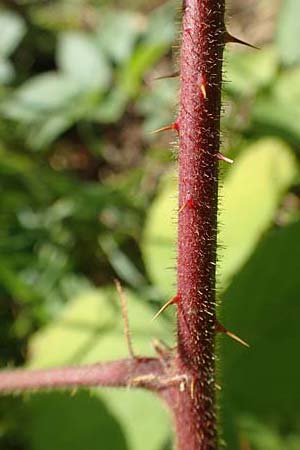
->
142 173 177 297
251 98 300 144
0 72 103 148
118 43 169 98
0 10 26 58
99 235 145 288
251 68 300 144
218 138 297 289
144 2 176 46
97 11 144 64
28 287 171 450
0 59 14 84
92 87 128 123
143 139 297 296
221 221 300 448
237 416 300 450
224 47 278 96
29 287 171 366
277 0 300 66
57 32 111 89
29 3 99 31
137 79 177 133
1 73 81 121
274 68 300 104
28 391 127 450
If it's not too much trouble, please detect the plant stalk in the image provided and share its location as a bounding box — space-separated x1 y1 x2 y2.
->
173 1 225 449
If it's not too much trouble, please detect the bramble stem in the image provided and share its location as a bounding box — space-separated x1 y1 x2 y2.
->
173 1 225 449
0 358 164 394
0 2 226 448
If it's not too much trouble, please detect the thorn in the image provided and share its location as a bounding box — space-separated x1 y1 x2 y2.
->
217 152 234 164
151 122 179 135
190 377 196 400
114 279 135 358
179 197 195 213
198 73 207 99
155 70 180 80
152 294 180 321
152 339 171 359
225 31 259 50
200 84 207 99
216 321 250 348
215 383 222 391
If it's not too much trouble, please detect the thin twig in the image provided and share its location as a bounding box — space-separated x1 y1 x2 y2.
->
114 279 135 358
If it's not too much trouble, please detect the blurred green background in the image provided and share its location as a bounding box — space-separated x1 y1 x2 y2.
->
0 0 300 449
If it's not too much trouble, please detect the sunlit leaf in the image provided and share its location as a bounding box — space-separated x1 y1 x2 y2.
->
142 139 297 296
277 0 300 66
0 10 26 58
57 32 111 89
28 287 172 450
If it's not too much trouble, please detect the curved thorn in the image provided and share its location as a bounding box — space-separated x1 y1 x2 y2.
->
155 70 180 80
225 31 259 50
179 197 195 213
198 73 207 99
216 321 250 348
152 295 180 321
217 152 234 164
151 122 179 134
200 84 207 99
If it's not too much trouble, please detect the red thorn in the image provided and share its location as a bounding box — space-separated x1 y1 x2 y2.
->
225 31 259 50
186 198 195 208
216 321 250 348
179 197 195 213
152 294 180 321
151 122 179 135
155 70 180 80
217 152 234 164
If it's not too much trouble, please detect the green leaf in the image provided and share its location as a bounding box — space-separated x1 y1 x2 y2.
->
221 221 300 448
142 173 177 297
57 32 111 89
218 138 297 289
276 0 300 66
0 58 14 84
96 11 143 64
0 10 26 58
236 416 300 450
27 391 127 450
251 68 300 144
0 72 103 148
142 139 297 297
28 287 171 450
29 288 171 366
1 73 81 121
224 47 278 96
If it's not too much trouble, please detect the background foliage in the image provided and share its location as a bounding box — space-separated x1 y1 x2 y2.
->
0 1 300 449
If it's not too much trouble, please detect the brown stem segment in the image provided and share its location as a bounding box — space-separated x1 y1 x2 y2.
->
173 1 225 449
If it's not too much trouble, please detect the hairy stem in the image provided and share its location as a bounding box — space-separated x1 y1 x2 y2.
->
172 1 225 449
0 2 227 448
0 358 165 394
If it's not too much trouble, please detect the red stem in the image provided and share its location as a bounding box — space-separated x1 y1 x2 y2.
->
0 2 226 448
0 358 164 394
172 1 225 449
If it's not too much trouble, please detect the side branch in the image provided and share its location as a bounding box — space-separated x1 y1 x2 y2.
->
0 358 164 395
